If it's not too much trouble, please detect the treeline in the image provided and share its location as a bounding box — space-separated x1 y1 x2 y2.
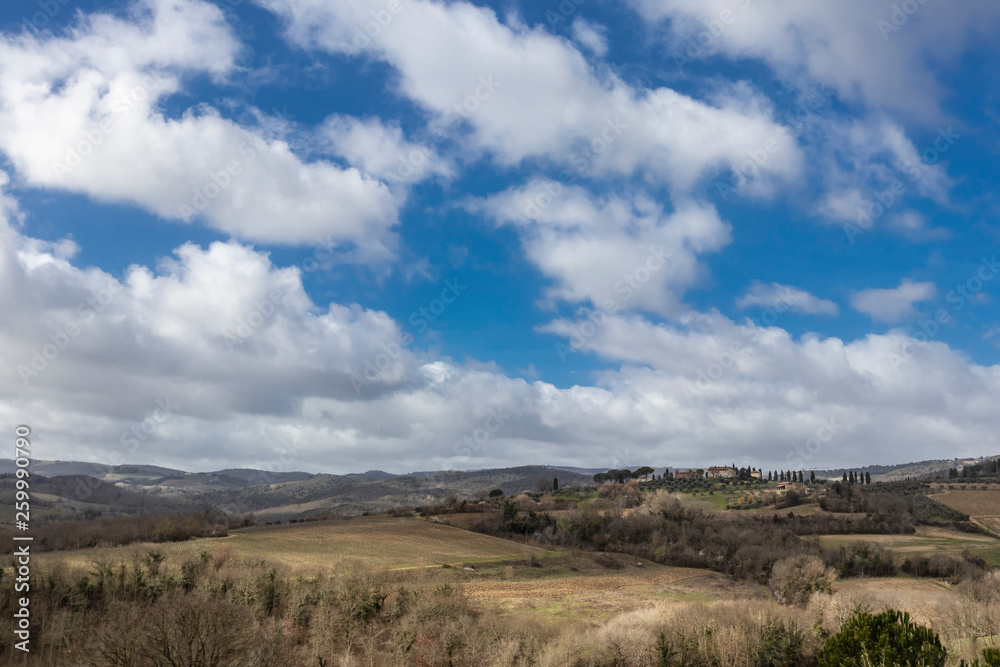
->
471 490 995 587
0 510 250 554
948 457 1000 479
821 481 970 524
475 493 906 582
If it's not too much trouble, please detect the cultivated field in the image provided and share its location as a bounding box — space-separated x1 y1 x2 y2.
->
931 488 1000 535
813 525 1000 567
39 516 550 571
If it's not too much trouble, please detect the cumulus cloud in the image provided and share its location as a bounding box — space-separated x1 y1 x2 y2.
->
737 282 839 316
2 184 999 474
629 0 1000 121
472 181 729 315
850 279 937 322
0 0 399 249
318 115 453 186
817 118 955 228
258 0 803 194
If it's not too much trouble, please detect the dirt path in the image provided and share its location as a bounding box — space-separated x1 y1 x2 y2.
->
459 567 710 599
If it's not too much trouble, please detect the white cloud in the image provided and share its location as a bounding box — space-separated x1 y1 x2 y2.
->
3 190 999 473
850 279 937 322
816 118 954 226
0 180 1000 472
258 0 803 195
737 282 839 316
318 115 452 185
0 0 399 250
629 0 1000 121
887 210 952 242
571 18 608 57
472 181 729 315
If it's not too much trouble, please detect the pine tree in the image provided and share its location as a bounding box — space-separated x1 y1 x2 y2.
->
843 472 848 482
810 470 816 482
865 472 870 485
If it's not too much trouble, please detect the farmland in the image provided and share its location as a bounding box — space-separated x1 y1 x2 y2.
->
39 516 550 571
812 525 1000 567
930 488 1000 535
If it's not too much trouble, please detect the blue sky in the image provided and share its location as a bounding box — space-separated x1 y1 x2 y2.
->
1 0 998 474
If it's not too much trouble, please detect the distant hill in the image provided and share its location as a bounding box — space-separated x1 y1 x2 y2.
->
0 460 188 479
550 466 608 476
193 464 597 518
212 469 316 484
0 460 594 521
813 456 999 482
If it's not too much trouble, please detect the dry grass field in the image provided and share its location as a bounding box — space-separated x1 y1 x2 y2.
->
828 578 961 630
460 566 710 599
39 516 551 571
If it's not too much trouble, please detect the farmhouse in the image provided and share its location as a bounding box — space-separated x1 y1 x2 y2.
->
706 465 736 479
774 481 798 494
750 469 762 479
674 470 697 479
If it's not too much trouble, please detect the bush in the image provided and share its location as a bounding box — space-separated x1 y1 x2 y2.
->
769 555 837 606
817 609 946 667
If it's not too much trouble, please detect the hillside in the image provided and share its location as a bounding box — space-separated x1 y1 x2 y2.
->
813 457 995 482
0 459 595 521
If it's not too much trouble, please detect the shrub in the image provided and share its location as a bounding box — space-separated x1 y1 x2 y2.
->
769 555 837 606
817 609 946 667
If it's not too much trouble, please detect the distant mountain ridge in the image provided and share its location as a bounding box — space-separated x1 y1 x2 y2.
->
0 460 595 520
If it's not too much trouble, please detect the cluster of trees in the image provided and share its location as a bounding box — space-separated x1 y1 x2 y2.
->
592 466 656 484
841 471 872 484
766 470 815 483
0 510 249 555
949 458 1000 479
472 489 950 581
